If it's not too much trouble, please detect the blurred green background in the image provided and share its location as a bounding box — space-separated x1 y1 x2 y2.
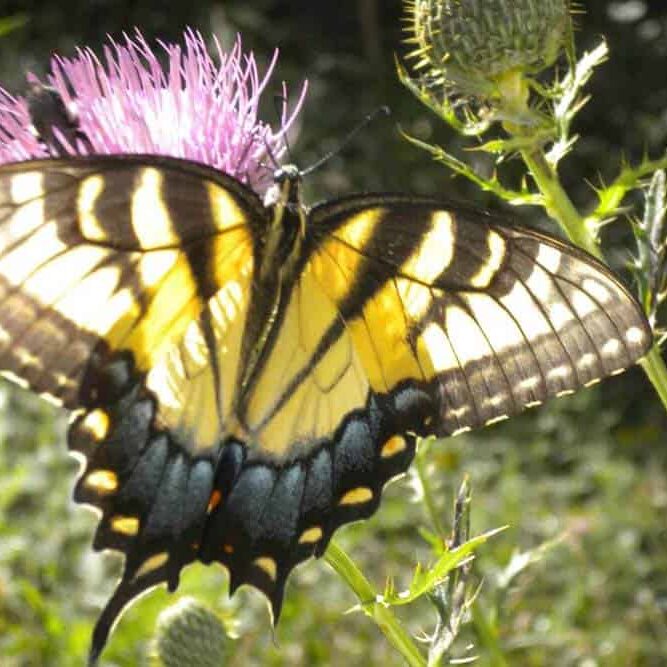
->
0 1 666 665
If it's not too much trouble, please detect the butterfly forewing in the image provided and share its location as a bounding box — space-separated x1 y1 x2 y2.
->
0 156 264 407
306 196 651 435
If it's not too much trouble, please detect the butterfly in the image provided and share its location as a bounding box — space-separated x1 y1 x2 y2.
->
0 152 651 663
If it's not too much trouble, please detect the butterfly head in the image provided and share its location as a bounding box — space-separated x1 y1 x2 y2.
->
264 163 303 211
273 163 301 184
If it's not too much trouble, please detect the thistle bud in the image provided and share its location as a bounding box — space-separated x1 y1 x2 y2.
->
153 597 228 667
404 0 570 120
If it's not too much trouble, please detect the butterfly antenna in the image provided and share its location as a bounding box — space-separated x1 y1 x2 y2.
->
263 137 281 171
301 106 391 176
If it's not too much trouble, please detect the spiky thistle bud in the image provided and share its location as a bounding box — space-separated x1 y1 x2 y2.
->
153 597 228 667
403 0 570 128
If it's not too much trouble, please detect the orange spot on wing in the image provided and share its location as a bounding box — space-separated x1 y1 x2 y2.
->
207 489 222 513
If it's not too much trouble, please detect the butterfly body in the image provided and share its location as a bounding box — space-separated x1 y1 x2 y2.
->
239 169 308 408
0 154 652 663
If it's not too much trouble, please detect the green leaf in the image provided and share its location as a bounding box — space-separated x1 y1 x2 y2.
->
373 527 506 608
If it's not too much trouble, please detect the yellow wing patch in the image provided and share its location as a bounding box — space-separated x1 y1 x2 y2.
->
244 266 369 456
310 240 431 392
83 470 118 495
146 238 254 455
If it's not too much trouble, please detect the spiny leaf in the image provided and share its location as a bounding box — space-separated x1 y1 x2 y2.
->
370 527 506 609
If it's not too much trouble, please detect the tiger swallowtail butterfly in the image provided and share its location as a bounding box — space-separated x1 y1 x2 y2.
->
0 152 651 663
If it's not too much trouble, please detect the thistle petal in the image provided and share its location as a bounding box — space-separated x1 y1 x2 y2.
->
0 29 307 194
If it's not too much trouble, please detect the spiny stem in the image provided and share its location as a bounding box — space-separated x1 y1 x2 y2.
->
588 153 667 225
519 147 601 259
324 540 426 667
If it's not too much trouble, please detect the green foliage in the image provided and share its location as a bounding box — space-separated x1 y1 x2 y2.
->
0 387 97 665
375 488 503 611
0 14 28 37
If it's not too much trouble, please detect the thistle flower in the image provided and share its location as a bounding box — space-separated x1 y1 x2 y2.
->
0 29 307 193
402 0 570 129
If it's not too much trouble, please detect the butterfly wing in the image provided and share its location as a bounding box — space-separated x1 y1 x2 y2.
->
0 155 262 403
198 193 651 623
307 195 652 434
0 155 265 660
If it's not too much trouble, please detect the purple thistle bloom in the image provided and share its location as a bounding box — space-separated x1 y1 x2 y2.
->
0 29 307 193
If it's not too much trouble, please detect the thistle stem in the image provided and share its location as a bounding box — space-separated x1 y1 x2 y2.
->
640 347 667 411
519 147 601 259
324 540 426 667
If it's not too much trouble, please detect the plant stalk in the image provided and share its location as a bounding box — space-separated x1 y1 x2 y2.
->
520 148 601 259
640 347 667 410
414 446 446 540
325 540 426 667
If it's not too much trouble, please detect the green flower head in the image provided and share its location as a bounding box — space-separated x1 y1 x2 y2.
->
154 597 228 667
404 0 570 113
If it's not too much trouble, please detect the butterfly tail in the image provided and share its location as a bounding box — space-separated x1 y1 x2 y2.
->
88 575 154 666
